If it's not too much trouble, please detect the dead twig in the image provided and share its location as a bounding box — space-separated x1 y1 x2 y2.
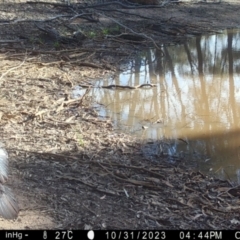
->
0 55 27 83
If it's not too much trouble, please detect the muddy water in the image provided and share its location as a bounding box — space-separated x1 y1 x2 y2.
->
74 29 240 182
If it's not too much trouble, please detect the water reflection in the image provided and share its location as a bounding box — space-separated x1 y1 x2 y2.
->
75 29 240 182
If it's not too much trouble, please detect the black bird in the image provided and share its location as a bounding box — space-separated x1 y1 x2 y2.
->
0 149 19 219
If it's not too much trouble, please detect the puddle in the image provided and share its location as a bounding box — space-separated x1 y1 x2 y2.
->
73 29 240 182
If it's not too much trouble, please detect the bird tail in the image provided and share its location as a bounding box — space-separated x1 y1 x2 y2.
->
0 148 19 219
0 185 19 219
0 148 8 183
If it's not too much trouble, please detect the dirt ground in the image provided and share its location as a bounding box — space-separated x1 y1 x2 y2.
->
1 0 240 230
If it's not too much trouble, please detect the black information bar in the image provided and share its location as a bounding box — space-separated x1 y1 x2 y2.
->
0 230 239 240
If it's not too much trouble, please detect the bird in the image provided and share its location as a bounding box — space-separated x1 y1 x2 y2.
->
0 148 19 219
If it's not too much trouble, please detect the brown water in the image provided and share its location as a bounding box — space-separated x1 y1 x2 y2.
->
73 29 240 182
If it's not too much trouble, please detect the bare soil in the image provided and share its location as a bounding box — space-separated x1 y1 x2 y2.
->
0 0 240 230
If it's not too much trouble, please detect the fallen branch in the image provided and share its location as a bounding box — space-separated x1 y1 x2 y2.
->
26 1 166 9
79 83 157 90
102 83 157 89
